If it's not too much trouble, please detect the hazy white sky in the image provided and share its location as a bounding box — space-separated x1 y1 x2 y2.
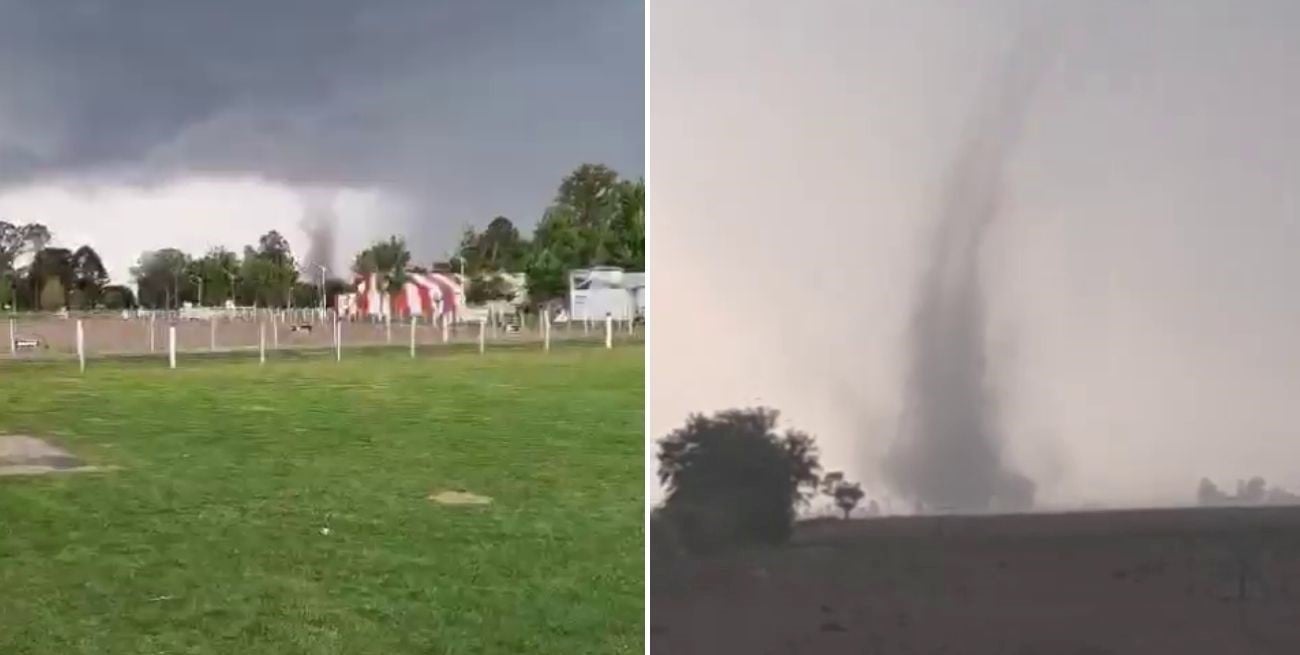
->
649 0 1300 508
0 179 403 282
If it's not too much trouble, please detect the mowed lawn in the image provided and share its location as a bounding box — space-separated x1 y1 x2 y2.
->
0 345 643 654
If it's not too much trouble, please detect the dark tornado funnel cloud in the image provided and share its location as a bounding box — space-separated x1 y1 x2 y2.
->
299 188 339 278
883 34 1048 514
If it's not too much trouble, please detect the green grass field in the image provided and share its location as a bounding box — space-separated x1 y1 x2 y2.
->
0 345 644 654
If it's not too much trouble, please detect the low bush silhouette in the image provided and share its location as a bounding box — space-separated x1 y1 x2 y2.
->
656 407 821 553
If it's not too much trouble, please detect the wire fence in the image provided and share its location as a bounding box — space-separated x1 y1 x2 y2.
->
2 308 642 368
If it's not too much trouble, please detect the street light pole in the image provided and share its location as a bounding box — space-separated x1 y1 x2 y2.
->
189 274 204 307
224 270 237 306
316 264 327 310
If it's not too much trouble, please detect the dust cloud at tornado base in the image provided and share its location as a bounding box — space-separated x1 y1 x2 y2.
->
299 188 340 278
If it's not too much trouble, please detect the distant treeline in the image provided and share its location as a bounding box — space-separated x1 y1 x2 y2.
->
0 163 643 311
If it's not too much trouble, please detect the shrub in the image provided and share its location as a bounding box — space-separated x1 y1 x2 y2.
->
656 407 821 553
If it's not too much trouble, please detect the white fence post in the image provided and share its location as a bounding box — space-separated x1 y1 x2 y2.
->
335 319 342 362
149 313 156 353
409 316 416 358
386 313 392 344
210 317 216 351
8 318 13 355
168 325 177 369
440 313 449 344
76 319 85 373
272 318 279 350
259 322 266 365
543 311 551 352
478 318 486 354
604 314 612 349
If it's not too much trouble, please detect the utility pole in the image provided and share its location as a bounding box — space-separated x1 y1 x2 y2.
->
317 264 327 311
224 270 237 306
188 274 204 307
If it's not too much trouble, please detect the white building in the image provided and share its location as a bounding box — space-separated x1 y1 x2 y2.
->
569 267 645 321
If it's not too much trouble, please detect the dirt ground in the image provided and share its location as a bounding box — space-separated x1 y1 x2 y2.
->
0 434 107 476
3 313 624 358
651 506 1300 654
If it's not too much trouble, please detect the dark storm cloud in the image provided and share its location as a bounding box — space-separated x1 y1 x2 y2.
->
0 0 643 255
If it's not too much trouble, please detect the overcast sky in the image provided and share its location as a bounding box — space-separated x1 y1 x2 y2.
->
0 0 643 281
650 0 1300 509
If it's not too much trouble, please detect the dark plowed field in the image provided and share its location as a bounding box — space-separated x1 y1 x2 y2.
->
652 506 1300 654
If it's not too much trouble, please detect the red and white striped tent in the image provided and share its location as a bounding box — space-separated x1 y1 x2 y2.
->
339 272 465 320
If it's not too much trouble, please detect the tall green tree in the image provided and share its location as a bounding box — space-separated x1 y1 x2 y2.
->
258 230 293 266
657 408 822 553
0 273 13 310
0 222 51 270
352 235 411 294
101 285 137 310
323 277 349 309
464 273 517 305
0 221 23 274
132 248 190 309
460 216 527 274
454 228 480 276
28 247 75 309
660 410 821 553
71 245 109 308
291 281 320 308
605 179 645 270
38 276 65 310
236 231 299 307
189 247 240 306
524 207 584 304
554 163 621 231
1 222 53 310
521 164 644 304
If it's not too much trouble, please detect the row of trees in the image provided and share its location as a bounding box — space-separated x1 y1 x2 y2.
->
1197 476 1300 506
0 162 644 312
145 162 646 311
129 230 341 310
2 222 354 311
346 163 645 309
0 221 130 310
453 163 645 305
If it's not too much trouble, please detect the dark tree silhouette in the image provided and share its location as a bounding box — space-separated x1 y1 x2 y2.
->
29 247 74 309
832 482 866 519
821 471 867 519
465 274 516 304
72 245 108 307
100 285 136 309
657 407 821 552
1198 478 1229 506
